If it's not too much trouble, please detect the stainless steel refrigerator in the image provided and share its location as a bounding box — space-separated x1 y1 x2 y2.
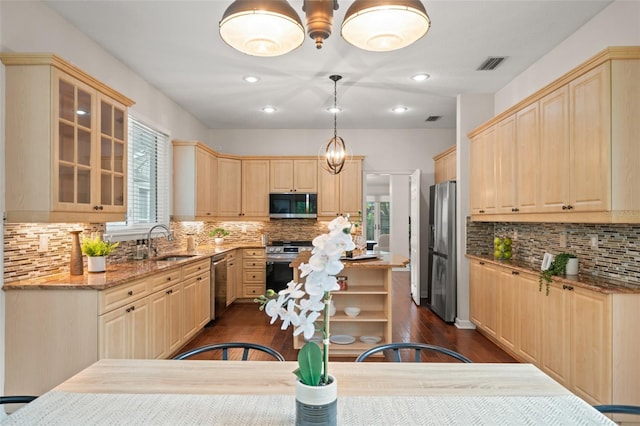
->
429 181 457 322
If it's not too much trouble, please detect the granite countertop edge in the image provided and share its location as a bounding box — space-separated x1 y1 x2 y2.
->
466 254 640 294
3 243 265 291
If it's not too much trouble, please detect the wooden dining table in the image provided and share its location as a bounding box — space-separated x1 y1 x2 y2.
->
2 359 614 425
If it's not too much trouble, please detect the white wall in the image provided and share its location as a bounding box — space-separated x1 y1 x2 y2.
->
495 0 640 114
455 94 494 329
389 175 410 259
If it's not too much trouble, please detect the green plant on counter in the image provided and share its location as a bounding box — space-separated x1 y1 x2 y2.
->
539 253 576 296
209 227 230 238
81 236 119 257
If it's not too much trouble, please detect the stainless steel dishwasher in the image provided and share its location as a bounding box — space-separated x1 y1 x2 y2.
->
211 253 227 320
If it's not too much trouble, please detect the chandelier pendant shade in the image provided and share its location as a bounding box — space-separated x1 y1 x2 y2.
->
341 0 431 51
219 0 429 56
219 0 305 57
323 75 347 175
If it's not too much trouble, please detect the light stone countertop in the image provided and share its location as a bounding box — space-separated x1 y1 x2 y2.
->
467 254 640 294
2 243 264 291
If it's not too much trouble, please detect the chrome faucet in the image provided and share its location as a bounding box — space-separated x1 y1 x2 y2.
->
147 224 173 258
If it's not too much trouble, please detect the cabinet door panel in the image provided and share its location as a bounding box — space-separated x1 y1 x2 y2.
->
516 103 539 213
270 160 294 192
540 282 571 387
167 284 183 354
516 273 539 364
539 87 570 212
217 158 242 217
339 160 362 217
129 299 150 359
569 63 611 212
497 269 517 352
242 160 269 217
571 287 611 405
99 308 128 359
182 278 199 340
496 116 517 214
294 159 318 192
149 291 168 359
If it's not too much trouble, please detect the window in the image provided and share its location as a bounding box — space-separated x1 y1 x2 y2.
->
106 116 169 240
365 198 390 241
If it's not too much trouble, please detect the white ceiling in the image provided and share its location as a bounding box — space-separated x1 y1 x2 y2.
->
45 0 611 130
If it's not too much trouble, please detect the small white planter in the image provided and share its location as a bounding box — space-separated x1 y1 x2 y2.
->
566 258 579 275
214 237 224 245
87 256 106 273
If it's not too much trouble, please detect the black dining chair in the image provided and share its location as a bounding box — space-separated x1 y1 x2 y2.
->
173 342 285 361
355 342 473 363
593 405 640 415
0 396 37 405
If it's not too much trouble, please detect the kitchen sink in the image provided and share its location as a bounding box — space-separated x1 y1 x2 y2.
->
155 254 197 261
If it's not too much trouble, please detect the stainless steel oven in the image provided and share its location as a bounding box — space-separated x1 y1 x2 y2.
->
266 241 312 293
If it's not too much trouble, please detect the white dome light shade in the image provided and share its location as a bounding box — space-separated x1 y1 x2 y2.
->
219 0 304 57
341 1 430 52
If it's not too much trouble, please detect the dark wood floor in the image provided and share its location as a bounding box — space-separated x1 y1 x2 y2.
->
180 271 516 363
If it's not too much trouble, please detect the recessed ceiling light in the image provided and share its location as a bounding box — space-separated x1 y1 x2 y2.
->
411 73 430 82
327 106 342 113
243 75 260 83
262 106 276 113
392 106 408 113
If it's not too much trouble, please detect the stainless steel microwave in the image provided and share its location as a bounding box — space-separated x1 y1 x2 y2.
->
269 193 317 219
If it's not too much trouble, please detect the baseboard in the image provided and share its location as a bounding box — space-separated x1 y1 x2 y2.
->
454 318 476 329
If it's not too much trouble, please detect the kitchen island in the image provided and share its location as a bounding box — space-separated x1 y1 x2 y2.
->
290 251 409 356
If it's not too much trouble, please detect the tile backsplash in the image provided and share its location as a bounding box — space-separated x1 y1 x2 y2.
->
3 219 326 282
466 219 640 284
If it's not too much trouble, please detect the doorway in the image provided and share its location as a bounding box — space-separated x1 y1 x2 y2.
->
364 171 421 304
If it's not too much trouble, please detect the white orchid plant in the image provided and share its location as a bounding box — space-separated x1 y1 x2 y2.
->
256 216 355 386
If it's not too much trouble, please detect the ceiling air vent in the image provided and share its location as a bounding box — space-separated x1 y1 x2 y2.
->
477 56 507 71
425 116 441 122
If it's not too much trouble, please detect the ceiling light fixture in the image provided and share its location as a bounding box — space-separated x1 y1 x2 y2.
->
322 75 347 175
392 106 408 113
219 0 429 57
262 106 276 113
243 75 260 83
411 73 430 81
327 106 342 113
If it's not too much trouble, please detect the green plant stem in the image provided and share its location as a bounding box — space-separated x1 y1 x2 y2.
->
323 291 330 385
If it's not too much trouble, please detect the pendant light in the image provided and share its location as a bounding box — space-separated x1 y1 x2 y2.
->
322 75 347 175
341 0 431 52
219 0 305 57
219 0 429 56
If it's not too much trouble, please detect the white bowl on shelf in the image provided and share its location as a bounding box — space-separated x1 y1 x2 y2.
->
344 306 361 318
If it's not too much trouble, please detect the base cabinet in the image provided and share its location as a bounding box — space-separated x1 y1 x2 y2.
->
5 259 211 396
469 258 638 407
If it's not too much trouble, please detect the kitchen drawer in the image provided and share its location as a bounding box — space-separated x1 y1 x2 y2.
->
243 285 265 298
243 258 265 269
151 268 182 292
183 259 210 279
243 269 265 283
99 278 148 315
243 248 265 259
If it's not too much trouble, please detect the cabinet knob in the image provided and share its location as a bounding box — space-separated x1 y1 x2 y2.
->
197 277 202 281
166 289 173 295
252 275 256 278
479 261 485 265
512 271 519 275
167 277 171 281
479 210 485 214
567 205 574 210
562 205 568 210
128 290 133 296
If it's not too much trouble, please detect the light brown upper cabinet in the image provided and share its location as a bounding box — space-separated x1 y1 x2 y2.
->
216 157 242 218
1 53 134 222
241 159 270 219
469 127 497 215
270 159 318 192
173 141 218 221
433 145 456 184
469 46 640 223
317 158 363 219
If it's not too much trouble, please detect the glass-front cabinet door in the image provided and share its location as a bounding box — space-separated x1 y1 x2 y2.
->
53 71 127 214
99 95 127 211
55 73 95 211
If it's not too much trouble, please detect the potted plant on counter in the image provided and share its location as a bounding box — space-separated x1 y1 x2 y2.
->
539 252 576 295
81 236 119 273
209 227 229 245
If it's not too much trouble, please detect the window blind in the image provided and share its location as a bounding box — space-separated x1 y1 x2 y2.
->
106 116 169 239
